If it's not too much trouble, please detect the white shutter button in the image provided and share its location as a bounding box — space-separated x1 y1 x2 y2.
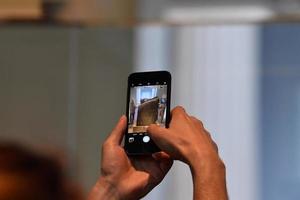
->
143 136 150 143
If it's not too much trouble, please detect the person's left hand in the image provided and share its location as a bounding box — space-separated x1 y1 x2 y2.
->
89 116 173 200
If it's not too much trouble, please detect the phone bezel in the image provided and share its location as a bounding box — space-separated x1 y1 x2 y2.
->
124 71 171 155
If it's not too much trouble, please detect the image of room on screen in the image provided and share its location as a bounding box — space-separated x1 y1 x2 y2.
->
128 85 167 133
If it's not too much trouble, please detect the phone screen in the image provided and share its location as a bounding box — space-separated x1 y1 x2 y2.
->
128 83 168 136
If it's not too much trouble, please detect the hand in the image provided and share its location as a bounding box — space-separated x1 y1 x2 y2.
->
88 116 173 200
148 106 221 168
147 106 228 200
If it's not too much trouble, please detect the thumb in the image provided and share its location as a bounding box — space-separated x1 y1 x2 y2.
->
147 125 173 151
107 115 127 145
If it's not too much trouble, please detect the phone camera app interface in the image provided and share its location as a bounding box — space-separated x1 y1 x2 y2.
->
128 83 167 136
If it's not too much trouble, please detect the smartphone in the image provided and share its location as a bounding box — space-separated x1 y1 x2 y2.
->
124 71 171 155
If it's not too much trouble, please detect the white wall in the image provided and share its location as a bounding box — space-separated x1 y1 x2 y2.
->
134 25 261 200
137 0 300 23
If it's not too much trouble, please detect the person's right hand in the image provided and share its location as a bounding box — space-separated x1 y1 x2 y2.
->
148 106 221 168
148 106 228 200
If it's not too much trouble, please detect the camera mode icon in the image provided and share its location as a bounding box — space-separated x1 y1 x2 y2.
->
129 137 134 143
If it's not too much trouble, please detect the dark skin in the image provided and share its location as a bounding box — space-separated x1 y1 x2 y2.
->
89 106 228 200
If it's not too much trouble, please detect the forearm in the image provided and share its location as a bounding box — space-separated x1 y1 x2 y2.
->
88 178 119 200
190 158 228 200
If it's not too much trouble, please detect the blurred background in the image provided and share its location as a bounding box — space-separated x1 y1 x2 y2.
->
1 0 300 200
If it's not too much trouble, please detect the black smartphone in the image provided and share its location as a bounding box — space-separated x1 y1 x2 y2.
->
124 71 171 155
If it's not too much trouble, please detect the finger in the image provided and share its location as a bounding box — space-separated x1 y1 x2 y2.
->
107 115 127 145
152 151 171 161
189 116 218 152
189 116 211 139
169 106 189 127
147 124 169 136
171 106 186 114
147 125 173 151
202 129 219 153
159 157 173 174
171 106 187 118
190 116 204 129
212 140 219 153
204 129 212 139
152 152 173 173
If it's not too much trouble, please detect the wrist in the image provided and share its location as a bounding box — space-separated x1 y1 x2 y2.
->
189 155 228 200
189 154 226 180
190 157 228 200
88 177 120 200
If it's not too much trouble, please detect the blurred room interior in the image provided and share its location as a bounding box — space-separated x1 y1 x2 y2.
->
1 0 300 200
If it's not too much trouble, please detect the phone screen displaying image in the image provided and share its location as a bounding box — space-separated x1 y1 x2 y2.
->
128 83 168 134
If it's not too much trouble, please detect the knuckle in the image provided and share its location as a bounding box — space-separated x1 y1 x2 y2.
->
102 140 111 150
212 141 219 152
205 130 212 138
173 106 186 114
197 119 204 127
218 159 226 171
190 115 204 126
190 116 199 123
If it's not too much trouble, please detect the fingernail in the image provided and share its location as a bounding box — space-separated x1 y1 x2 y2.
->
119 115 126 122
152 154 157 160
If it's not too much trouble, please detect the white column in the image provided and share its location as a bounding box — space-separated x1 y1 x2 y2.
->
134 25 261 200
134 25 176 200
134 25 172 72
170 25 261 200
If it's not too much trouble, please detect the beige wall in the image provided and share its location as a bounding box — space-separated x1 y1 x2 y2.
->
0 0 41 19
0 26 133 192
58 0 136 25
0 26 70 150
76 28 133 190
